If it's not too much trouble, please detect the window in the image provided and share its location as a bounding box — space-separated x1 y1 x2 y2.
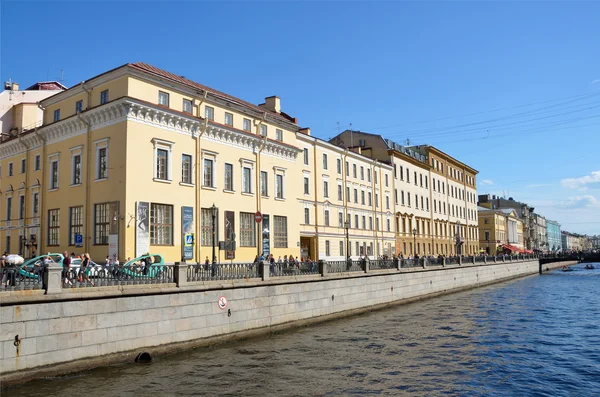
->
150 203 173 245
338 212 343 227
20 159 26 174
72 154 81 185
354 214 359 228
276 174 284 199
53 109 60 122
304 208 310 224
414 171 417 185
274 216 288 248
224 163 234 191
323 154 328 170
304 148 309 165
394 189 398 204
361 191 365 205
243 118 252 132
426 198 429 211
369 216 373 230
367 169 371 182
415 195 419 209
243 167 252 193
203 158 214 187
406 168 410 183
100 89 109 105
407 192 411 207
260 124 267 137
360 166 364 180
50 160 59 189
323 181 329 198
183 99 193 114
158 91 169 106
97 147 108 179
47 209 60 246
354 189 358 203
261 171 268 196
421 196 424 209
182 154 192 184
346 187 350 202
433 178 436 191
387 219 391 232
35 155 40 171
8 162 13 176
376 193 379 207
224 112 233 126
425 177 428 189
337 185 343 201
385 174 389 187
353 164 357 178
376 218 380 231
18 196 25 220
346 161 349 176
401 191 405 205
304 176 310 195
337 159 342 174
375 170 378 183
420 174 423 187
93 204 109 245
33 193 39 214
276 129 283 141
339 241 344 256
6 197 12 220
157 149 169 180
75 100 83 113
325 241 330 256
205 106 214 120
201 208 215 246
386 195 390 209
324 210 330 226
368 192 372 206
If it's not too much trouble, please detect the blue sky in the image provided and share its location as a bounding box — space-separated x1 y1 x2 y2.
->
2 1 599 235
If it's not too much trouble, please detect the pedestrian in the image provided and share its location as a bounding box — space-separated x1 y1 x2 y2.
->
81 253 94 286
62 251 72 286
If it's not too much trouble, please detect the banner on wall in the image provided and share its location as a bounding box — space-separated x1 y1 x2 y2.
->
108 202 120 259
136 201 149 257
262 214 270 256
182 206 194 260
225 211 235 260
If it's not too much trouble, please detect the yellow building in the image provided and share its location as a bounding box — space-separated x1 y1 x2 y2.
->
1 64 303 262
477 206 524 254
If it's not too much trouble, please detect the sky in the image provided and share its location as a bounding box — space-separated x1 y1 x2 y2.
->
1 1 599 235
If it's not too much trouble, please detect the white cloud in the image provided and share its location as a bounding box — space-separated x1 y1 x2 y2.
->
560 170 600 190
592 79 600 84
480 179 493 185
557 195 599 209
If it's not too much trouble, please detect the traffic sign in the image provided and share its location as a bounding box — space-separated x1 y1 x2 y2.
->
255 211 262 223
218 296 228 310
184 234 194 245
75 234 83 247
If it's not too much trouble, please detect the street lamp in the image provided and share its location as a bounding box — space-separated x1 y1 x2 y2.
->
412 228 417 256
344 219 351 260
211 203 218 265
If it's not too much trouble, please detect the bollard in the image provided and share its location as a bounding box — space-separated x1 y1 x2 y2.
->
362 258 369 273
319 260 327 277
44 265 63 294
458 256 462 266
174 262 188 287
261 261 270 281
422 258 427 269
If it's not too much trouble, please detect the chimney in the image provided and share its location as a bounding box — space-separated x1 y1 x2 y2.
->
12 82 19 91
264 96 281 113
299 127 311 136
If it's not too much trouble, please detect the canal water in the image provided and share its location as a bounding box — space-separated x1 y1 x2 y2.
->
4 263 600 396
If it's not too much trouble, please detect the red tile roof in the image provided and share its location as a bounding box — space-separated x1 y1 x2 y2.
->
129 63 296 125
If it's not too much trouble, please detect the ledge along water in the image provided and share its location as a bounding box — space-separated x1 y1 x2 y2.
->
2 261 598 396
0 256 576 386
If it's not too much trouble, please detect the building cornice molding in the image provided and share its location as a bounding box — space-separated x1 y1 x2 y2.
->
0 134 43 160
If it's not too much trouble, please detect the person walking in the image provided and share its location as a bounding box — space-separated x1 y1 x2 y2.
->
81 253 94 286
62 251 72 286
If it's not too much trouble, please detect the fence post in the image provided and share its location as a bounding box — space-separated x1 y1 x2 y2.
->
44 265 63 294
174 262 188 287
363 258 369 273
458 256 463 266
319 260 327 277
395 257 401 270
472 256 476 265
262 261 270 281
422 258 427 268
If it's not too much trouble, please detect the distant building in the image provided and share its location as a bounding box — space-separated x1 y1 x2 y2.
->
477 206 525 254
546 219 562 252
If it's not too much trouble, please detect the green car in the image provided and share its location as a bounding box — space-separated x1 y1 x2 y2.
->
18 253 64 280
119 254 166 278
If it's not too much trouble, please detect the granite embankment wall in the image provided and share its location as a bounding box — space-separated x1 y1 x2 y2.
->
0 259 574 383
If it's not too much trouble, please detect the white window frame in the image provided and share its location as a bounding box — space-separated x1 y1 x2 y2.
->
202 150 218 189
48 152 60 190
100 89 109 105
260 124 267 137
158 91 169 107
70 145 83 186
34 154 41 171
274 166 286 200
275 129 283 141
152 138 174 183
224 162 234 192
95 138 110 181
31 189 40 217
240 158 255 195
224 112 233 126
183 99 193 114
181 153 194 185
205 106 214 120
260 170 269 197
243 118 252 132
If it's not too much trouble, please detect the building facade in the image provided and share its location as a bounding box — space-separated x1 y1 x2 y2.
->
477 207 524 254
546 219 562 252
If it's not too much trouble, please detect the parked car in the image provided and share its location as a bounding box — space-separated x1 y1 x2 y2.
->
69 258 105 278
119 254 165 278
18 253 64 280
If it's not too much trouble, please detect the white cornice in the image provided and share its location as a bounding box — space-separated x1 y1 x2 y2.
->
0 134 43 160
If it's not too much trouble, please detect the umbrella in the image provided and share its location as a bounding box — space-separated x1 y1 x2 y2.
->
5 254 25 265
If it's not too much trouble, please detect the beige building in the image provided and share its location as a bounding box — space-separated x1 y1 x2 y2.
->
0 80 66 256
329 131 479 256
478 206 525 254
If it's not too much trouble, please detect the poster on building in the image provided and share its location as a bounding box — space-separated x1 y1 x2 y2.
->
225 211 235 260
108 201 120 259
136 201 149 257
262 214 270 256
182 206 194 260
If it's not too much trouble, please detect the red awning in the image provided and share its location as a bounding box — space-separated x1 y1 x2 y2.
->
502 244 524 253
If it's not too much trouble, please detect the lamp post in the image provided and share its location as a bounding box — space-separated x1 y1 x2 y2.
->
344 219 350 260
412 228 417 256
211 203 217 265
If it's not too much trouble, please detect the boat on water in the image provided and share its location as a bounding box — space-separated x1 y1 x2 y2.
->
561 266 573 272
584 264 595 270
